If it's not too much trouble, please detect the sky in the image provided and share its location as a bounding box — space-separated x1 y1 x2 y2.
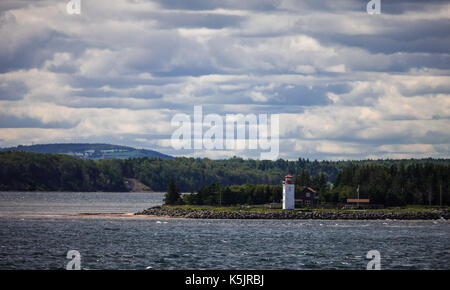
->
0 0 449 160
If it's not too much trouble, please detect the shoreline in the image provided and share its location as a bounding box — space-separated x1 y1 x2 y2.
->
0 213 169 219
135 207 450 220
1 208 449 220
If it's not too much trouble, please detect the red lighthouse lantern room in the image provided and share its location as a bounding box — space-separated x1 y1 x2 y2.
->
283 174 293 184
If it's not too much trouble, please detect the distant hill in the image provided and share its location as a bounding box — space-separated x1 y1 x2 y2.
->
1 143 173 160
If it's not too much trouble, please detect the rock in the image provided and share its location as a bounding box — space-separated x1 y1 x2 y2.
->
134 207 450 220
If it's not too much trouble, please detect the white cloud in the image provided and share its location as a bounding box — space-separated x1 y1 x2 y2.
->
0 0 449 160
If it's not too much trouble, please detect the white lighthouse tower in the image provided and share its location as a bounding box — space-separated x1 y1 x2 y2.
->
282 174 295 210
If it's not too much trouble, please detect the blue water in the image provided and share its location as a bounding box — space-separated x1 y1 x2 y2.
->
0 192 449 270
0 191 163 214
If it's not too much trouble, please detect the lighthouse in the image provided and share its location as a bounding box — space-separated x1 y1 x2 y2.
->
282 174 295 210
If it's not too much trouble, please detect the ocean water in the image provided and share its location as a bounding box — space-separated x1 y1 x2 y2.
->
0 192 449 270
0 191 162 215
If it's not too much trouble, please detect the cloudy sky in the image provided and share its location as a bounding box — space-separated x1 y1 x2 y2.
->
0 0 449 160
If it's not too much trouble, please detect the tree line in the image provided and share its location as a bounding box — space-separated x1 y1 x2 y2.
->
166 182 283 206
0 151 127 191
327 163 449 206
1 151 449 206
115 155 449 192
164 164 449 207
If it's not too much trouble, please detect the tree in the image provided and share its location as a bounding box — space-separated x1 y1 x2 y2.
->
164 179 182 205
298 168 311 187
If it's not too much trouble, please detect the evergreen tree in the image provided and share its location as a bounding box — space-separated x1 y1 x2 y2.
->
164 179 182 205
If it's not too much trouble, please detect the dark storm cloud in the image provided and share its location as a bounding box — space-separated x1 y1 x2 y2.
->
154 0 447 14
376 0 449 15
152 0 282 11
0 114 79 129
151 66 224 78
0 12 87 73
344 50 450 73
68 76 172 90
0 81 27 100
0 0 42 11
150 11 244 29
69 87 163 100
271 84 345 106
319 19 450 55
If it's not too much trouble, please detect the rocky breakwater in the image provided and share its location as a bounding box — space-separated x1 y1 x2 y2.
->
135 207 450 220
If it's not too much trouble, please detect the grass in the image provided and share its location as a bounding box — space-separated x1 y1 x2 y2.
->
163 204 285 212
382 205 450 212
162 204 449 213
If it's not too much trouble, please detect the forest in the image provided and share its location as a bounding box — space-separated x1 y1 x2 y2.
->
0 151 128 192
170 182 284 206
0 151 448 206
165 163 449 207
328 163 449 206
